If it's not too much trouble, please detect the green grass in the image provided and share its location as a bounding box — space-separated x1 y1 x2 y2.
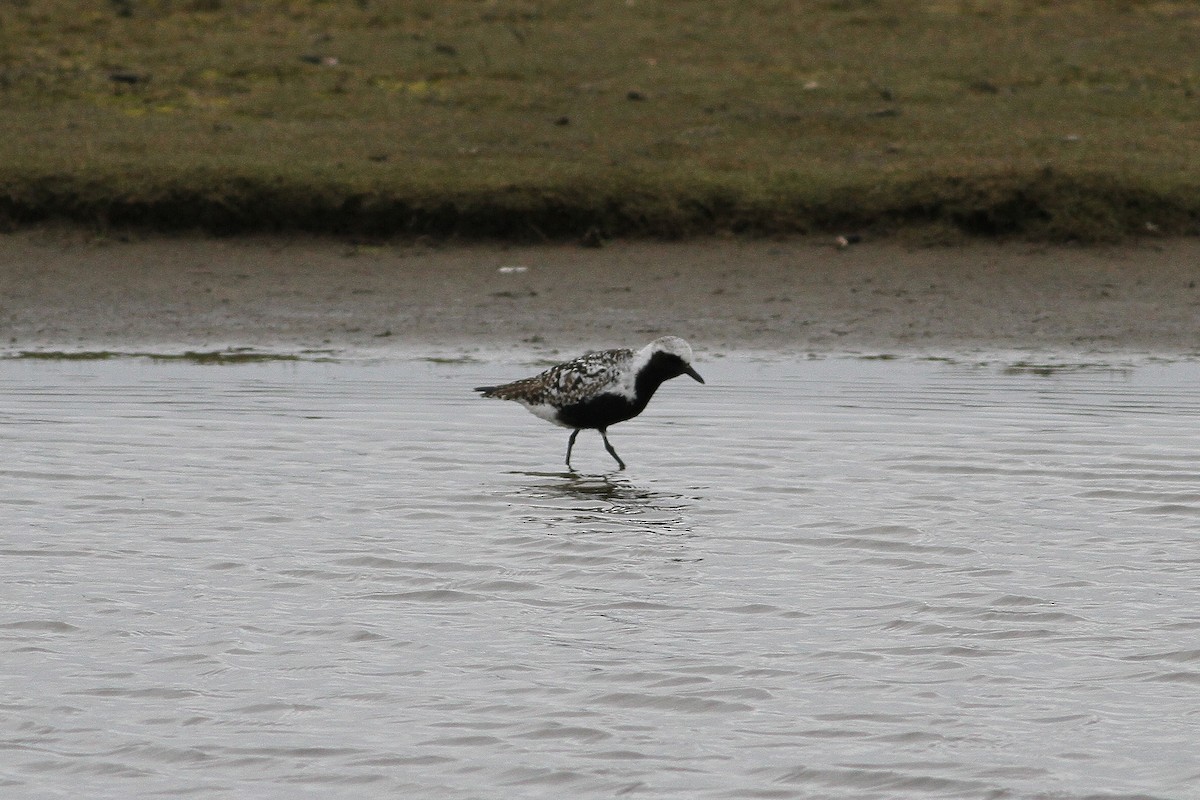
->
2 0 1199 240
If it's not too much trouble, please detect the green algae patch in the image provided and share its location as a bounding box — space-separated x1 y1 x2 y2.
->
14 351 118 361
12 350 304 364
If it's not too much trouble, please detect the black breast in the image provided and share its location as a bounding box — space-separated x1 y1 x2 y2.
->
555 392 642 430
554 351 692 429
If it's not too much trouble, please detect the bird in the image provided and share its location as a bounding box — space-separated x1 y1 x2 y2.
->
474 336 704 470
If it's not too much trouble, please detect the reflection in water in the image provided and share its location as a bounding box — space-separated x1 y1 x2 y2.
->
505 470 694 534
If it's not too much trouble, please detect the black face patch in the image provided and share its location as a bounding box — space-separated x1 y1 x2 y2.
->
641 352 690 385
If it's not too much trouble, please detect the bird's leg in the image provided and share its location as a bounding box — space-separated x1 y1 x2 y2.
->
599 428 626 470
565 429 580 470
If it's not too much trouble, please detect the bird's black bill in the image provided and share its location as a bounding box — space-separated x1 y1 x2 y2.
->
684 365 705 384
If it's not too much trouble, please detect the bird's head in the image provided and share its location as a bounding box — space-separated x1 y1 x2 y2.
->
641 336 704 384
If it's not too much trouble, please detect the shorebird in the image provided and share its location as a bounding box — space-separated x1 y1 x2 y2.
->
474 336 704 470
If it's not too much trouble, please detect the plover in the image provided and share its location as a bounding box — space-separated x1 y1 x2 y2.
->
474 336 704 470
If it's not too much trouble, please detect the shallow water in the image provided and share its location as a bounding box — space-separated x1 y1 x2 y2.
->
3 355 1198 799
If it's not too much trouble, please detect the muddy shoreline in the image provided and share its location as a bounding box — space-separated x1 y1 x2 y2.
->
3 232 1198 360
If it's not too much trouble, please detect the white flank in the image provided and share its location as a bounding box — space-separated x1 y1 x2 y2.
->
518 398 567 425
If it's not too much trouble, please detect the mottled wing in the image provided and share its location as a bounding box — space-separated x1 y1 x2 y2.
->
482 348 633 407
546 348 634 405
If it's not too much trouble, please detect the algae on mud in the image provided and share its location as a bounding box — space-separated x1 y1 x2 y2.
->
2 0 1199 240
11 349 305 364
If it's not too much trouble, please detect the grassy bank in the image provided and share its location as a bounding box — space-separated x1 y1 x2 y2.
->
2 0 1199 241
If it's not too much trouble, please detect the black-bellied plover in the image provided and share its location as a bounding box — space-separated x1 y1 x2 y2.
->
474 336 704 470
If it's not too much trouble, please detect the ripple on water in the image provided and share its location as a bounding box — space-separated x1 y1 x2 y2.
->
1 357 1198 799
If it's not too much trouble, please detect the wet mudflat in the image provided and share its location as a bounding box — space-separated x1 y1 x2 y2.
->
2 355 1198 799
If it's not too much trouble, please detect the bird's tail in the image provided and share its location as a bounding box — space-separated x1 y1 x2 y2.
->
475 379 534 399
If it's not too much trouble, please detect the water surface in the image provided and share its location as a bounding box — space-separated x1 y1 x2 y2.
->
3 355 1198 799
